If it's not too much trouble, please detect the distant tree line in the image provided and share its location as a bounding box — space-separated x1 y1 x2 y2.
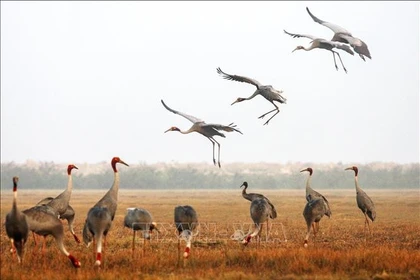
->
1 161 419 190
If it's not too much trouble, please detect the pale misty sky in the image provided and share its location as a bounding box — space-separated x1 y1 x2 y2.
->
1 1 419 166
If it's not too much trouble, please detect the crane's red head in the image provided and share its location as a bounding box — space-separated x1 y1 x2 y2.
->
300 167 313 175
13 176 19 192
231 98 246 105
164 126 180 133
111 157 129 172
67 164 78 175
345 166 358 176
240 181 248 189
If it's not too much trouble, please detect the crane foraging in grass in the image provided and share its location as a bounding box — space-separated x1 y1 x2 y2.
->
242 198 272 246
124 207 159 255
345 166 376 234
23 204 81 268
239 181 278 241
284 29 354 73
161 99 242 168
174 205 198 260
216 67 287 125
82 157 129 267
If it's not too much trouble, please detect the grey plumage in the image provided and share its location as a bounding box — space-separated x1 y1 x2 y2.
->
345 166 376 233
5 177 29 264
23 204 81 268
306 7 371 61
300 167 332 217
174 205 198 259
161 99 242 168
243 198 271 245
37 197 80 243
240 181 277 219
124 208 158 253
284 29 354 73
36 164 80 243
303 197 328 247
217 67 287 126
82 156 129 267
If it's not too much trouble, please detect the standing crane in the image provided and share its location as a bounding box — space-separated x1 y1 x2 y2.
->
239 181 277 241
300 167 332 217
242 198 271 246
284 29 354 73
36 164 80 243
303 197 328 247
124 207 159 255
22 204 81 268
345 166 376 234
5 177 29 264
216 67 287 125
306 7 372 61
82 156 129 267
161 99 242 168
174 205 198 260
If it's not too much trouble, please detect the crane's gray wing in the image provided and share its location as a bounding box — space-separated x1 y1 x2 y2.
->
337 34 364 47
320 39 355 55
161 100 203 124
202 123 243 134
283 29 318 41
216 67 262 89
306 7 351 35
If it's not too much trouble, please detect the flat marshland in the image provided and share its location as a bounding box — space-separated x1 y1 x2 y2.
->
1 189 419 280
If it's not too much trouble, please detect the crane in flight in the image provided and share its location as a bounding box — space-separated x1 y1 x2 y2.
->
284 29 354 73
217 67 287 126
306 7 371 61
161 99 242 168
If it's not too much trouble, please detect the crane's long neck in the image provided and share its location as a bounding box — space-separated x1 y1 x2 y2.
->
64 173 73 198
179 128 195 135
242 185 247 196
12 182 18 212
245 91 259 100
108 171 120 202
305 174 312 194
354 175 362 192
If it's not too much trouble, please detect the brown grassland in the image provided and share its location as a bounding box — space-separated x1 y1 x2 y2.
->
1 189 420 280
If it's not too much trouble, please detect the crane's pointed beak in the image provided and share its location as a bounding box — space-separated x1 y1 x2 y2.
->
292 47 298 53
231 100 238 106
164 128 172 133
119 160 129 167
299 168 307 173
74 166 79 170
344 167 353 171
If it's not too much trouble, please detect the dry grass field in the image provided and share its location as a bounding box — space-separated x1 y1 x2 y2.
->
1 189 420 280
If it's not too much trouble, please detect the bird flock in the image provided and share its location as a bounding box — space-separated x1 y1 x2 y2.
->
4 6 376 270
162 7 371 168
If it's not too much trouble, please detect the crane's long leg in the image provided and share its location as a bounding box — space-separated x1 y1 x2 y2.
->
132 230 136 256
304 222 311 247
364 213 372 235
210 137 222 168
334 51 348 73
331 52 339 71
258 103 279 125
66 215 81 243
206 137 217 166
